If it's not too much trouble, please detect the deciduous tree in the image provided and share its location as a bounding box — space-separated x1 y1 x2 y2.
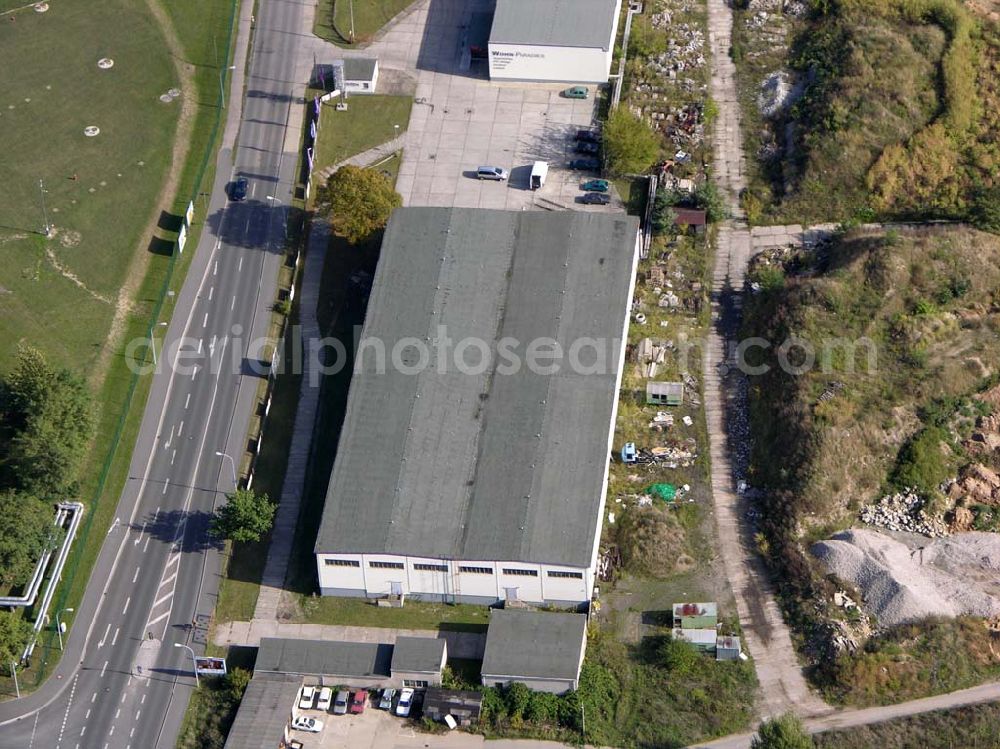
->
602 108 660 176
322 165 402 245
210 488 276 543
0 490 62 588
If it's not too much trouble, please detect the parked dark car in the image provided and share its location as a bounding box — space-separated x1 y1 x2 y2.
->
574 141 600 155
228 176 249 201
580 192 611 205
575 129 601 143
568 158 601 171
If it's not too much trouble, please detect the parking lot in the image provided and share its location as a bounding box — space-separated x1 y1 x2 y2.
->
360 0 624 212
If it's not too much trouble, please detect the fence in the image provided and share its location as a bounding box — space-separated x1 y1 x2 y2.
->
27 0 241 688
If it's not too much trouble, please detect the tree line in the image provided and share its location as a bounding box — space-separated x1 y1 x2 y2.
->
0 344 95 665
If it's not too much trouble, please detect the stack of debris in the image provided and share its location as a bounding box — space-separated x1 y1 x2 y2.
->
859 490 950 537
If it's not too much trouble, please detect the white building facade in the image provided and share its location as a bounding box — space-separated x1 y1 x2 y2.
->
488 0 622 83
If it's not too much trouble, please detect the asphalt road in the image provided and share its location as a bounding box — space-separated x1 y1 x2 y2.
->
0 0 307 745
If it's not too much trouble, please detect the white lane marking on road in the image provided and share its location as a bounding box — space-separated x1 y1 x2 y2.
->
197 338 203 354
164 425 174 448
133 522 145 545
238 256 243 272
152 591 173 609
97 623 111 648
209 334 216 357
171 449 176 465
115 709 120 719
184 393 191 409
202 312 208 327
145 610 169 629
130 727 135 738
191 366 198 381
122 597 130 615
165 552 181 569
141 693 146 705
91 692 97 703
84 709 90 719
133 566 140 583
142 534 150 552
111 628 120 646
231 294 236 310
100 661 108 677
56 673 78 747
215 239 222 251
109 726 114 736
29 712 38 748
178 421 184 437
162 478 169 495
158 570 178 589
208 286 214 301
121 692 127 704
135 709 141 722
214 258 219 273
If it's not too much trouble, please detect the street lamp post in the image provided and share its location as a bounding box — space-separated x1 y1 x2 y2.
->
56 607 74 651
220 65 237 108
10 661 19 699
266 195 288 240
215 451 237 486
173 642 199 687
151 321 168 366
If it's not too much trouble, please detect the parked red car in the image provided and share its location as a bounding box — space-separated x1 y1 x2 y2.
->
349 690 366 714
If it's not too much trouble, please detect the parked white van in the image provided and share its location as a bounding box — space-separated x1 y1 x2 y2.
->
530 161 548 190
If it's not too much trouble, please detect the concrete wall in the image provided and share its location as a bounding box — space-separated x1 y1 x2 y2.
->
316 553 592 605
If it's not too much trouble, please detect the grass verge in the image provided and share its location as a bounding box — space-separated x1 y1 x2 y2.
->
313 0 415 46
313 95 412 174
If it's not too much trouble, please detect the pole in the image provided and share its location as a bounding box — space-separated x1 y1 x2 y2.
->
10 662 19 699
38 179 50 236
174 643 199 686
349 0 355 42
581 703 586 736
56 608 75 651
216 451 237 486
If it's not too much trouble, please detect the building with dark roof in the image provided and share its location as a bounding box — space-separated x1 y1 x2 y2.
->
314 208 639 606
223 677 299 749
256 637 392 686
488 0 622 83
391 636 448 687
481 609 588 694
423 688 483 726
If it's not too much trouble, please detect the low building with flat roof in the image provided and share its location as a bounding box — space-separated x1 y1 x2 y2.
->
255 637 392 688
481 609 588 694
423 688 483 726
488 0 623 83
391 636 448 687
314 208 640 606
223 677 299 749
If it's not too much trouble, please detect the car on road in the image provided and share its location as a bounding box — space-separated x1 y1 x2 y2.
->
476 165 509 181
581 179 610 192
580 192 611 205
395 687 415 717
298 685 316 710
229 176 249 202
316 686 333 711
568 158 600 171
378 688 396 710
574 141 600 155
576 129 601 143
292 716 324 733
333 689 350 715
561 86 589 99
349 690 367 713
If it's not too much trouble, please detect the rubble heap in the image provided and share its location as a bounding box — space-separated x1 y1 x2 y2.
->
859 490 950 537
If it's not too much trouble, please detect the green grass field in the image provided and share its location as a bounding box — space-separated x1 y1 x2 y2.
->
314 95 412 174
0 0 183 371
314 0 415 46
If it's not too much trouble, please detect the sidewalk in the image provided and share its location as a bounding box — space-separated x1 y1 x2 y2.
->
214 619 487 659
315 133 408 182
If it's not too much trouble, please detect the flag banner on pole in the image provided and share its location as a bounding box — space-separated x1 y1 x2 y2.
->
185 200 195 227
177 224 188 253
310 121 317 140
306 146 314 172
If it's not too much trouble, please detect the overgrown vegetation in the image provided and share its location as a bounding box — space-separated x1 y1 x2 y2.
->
752 714 814 749
736 0 1000 224
741 226 1000 700
176 666 252 749
814 699 1000 748
603 107 662 176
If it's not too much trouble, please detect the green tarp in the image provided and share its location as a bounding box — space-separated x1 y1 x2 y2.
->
646 483 676 502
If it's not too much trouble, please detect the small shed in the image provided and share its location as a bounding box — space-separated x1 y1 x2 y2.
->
422 688 483 726
342 57 379 93
672 207 707 233
673 601 718 629
647 381 684 406
390 636 447 687
716 635 742 661
673 627 717 653
481 609 588 694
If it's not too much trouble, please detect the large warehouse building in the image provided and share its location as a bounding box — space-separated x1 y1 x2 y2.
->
314 207 640 607
488 0 623 83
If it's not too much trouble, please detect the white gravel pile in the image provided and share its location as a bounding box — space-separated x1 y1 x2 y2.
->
811 529 1000 626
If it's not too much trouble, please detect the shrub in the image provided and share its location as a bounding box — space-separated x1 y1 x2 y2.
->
890 425 952 496
752 714 814 748
602 107 660 176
